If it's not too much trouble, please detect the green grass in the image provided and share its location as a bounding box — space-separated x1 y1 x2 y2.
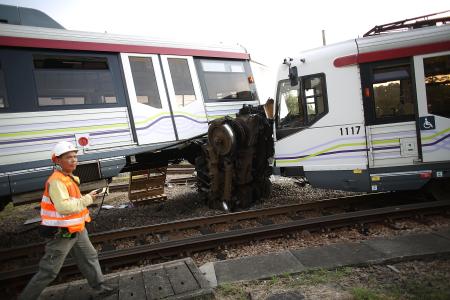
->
216 283 247 300
214 265 450 300
288 267 353 287
269 275 281 285
387 278 450 300
351 275 450 300
351 287 383 300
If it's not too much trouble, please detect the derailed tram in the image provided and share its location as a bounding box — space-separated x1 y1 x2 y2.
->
272 15 450 194
1 7 448 212
0 5 274 211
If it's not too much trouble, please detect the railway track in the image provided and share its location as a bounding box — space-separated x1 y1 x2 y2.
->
0 192 407 266
1 192 449 295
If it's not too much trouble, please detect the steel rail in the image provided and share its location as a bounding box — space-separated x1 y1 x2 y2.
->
1 199 448 291
0 192 394 264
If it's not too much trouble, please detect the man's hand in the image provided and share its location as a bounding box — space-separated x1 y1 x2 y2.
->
88 190 98 200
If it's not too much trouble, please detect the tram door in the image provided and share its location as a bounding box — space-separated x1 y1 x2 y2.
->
160 55 209 140
360 59 420 168
413 52 450 164
121 53 177 145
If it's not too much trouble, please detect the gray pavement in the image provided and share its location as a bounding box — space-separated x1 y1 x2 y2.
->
364 232 450 260
291 242 385 269
200 228 450 287
214 251 305 283
39 228 450 299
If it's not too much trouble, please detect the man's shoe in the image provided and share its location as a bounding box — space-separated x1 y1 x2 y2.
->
92 283 118 297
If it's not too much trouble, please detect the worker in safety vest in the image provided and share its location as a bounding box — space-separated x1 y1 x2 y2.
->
19 141 117 299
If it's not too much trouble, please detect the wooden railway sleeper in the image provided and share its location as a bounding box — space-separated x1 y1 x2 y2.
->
356 222 370 235
413 214 432 225
383 218 403 230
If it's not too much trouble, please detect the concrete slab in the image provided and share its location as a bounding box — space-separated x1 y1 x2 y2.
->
214 251 305 284
165 260 200 294
40 284 67 299
38 258 213 300
119 271 146 299
142 258 214 300
64 282 91 300
101 276 119 300
143 265 175 300
199 262 217 288
291 242 386 269
184 259 211 290
364 233 450 261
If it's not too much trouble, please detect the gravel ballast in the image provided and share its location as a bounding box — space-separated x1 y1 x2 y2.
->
2 175 449 299
0 176 360 248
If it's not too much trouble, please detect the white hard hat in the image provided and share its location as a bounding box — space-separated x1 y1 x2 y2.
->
51 141 78 162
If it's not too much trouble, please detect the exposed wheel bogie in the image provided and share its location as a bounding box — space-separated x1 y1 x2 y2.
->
196 105 274 211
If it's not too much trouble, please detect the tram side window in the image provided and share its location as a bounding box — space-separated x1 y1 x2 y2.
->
277 73 327 133
34 55 117 106
168 58 196 107
372 65 414 119
424 55 450 118
129 57 162 109
200 60 254 101
277 79 303 128
303 75 326 123
0 62 7 109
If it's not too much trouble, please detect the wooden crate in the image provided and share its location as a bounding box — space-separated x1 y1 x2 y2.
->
128 168 167 204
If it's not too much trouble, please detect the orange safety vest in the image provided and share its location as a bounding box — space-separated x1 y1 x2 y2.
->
40 170 91 233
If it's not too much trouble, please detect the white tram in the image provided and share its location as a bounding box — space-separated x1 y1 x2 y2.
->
0 5 260 207
274 16 450 192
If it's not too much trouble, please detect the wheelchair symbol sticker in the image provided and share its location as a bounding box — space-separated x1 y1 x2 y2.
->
419 116 435 130
423 118 433 129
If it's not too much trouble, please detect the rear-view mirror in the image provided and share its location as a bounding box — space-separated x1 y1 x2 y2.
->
289 66 298 86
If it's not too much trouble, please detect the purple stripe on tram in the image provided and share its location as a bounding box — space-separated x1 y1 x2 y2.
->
278 136 365 158
0 134 74 146
423 133 450 147
372 145 400 151
90 129 130 136
0 129 131 146
136 115 207 131
276 148 367 160
317 148 368 156
1 115 208 146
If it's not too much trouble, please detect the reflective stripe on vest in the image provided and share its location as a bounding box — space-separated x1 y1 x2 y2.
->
40 170 91 233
